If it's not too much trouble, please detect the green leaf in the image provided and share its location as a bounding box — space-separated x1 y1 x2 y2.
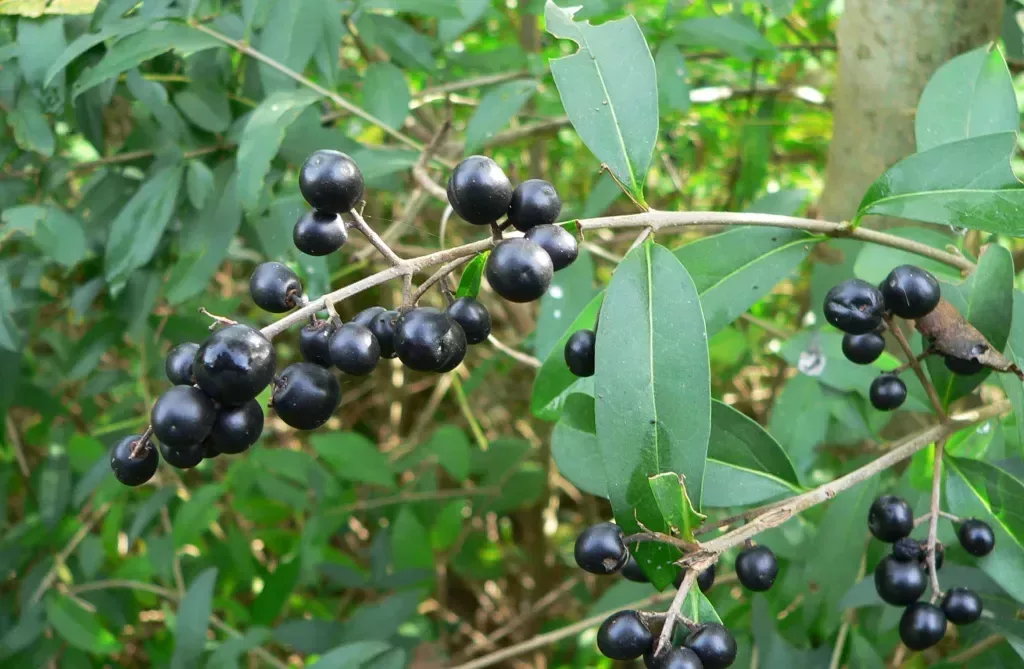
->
595 243 709 589
236 90 322 211
709 401 801 488
391 507 433 572
852 227 961 284
1 204 88 268
654 44 691 114
551 393 606 497
915 44 1017 152
925 244 1014 407
360 0 464 18
767 374 830 478
455 253 488 299
39 450 70 528
438 0 490 42
205 628 272 669
44 17 149 87
362 62 410 131
682 588 723 625
104 164 184 288
355 14 437 72
174 85 231 133
185 159 214 210
307 641 392 669
530 292 602 420
256 0 325 93
46 594 121 655
173 483 225 547
171 567 218 669
673 16 775 61
126 486 178 543
72 23 223 97
9 91 54 157
464 79 538 152
674 226 818 335
857 133 1024 235
311 433 396 489
17 17 66 91
545 0 658 204
252 559 299 626
423 425 471 481
745 188 808 215
648 473 706 542
535 247 596 360
946 456 1024 603
1001 291 1024 449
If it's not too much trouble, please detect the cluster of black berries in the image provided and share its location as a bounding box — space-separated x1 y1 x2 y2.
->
823 265 946 411
573 523 780 668
868 495 993 651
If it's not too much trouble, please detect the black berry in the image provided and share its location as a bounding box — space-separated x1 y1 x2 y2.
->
110 435 159 486
735 545 778 592
159 441 205 469
329 322 381 376
299 150 364 214
697 564 716 593
445 297 491 345
352 306 386 329
958 518 995 556
842 332 885 365
564 329 596 377
880 265 940 320
823 279 886 334
944 355 984 376
621 556 649 583
574 522 628 575
684 623 737 669
293 210 348 256
868 495 914 542
644 647 704 669
204 440 221 459
151 385 217 448
485 238 553 303
446 155 513 225
436 322 468 373
525 224 578 271
193 325 277 405
869 374 906 411
272 362 341 430
207 400 264 454
394 308 467 372
165 342 199 385
368 309 399 359
507 179 561 232
892 537 924 562
298 320 336 367
874 555 926 605
940 587 982 625
899 602 947 651
596 610 653 660
249 262 302 313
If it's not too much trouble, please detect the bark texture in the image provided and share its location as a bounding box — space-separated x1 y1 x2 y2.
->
820 0 1002 222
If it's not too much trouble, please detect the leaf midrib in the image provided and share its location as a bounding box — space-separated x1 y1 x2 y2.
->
579 39 636 192
863 186 1024 213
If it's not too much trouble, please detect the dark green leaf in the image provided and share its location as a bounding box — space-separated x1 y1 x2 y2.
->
257 0 324 93
17 17 66 91
185 159 214 210
362 62 410 131
0 269 20 352
545 0 658 203
44 17 149 87
39 449 70 529
673 16 775 61
391 507 433 572
1 205 88 268
424 425 471 481
455 252 488 299
252 559 299 626
171 567 218 669
709 401 801 488
682 588 723 624
530 292 602 420
338 591 422 643
438 0 491 42
9 92 54 157
464 79 538 152
362 0 464 17
852 226 960 284
126 486 178 543
173 483 225 547
205 628 272 669
46 594 121 655
701 459 800 508
916 44 1017 152
654 44 691 113
648 472 705 541
767 374 830 478
307 641 392 669
355 14 437 72
551 393 606 497
535 247 596 360
174 85 231 133
595 243 709 589
857 133 1024 235
311 433 396 489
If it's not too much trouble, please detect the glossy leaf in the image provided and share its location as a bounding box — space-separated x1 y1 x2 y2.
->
857 133 1024 235
455 253 488 299
682 589 723 624
311 433 397 489
648 473 706 542
171 568 218 669
363 63 410 131
654 44 691 113
464 79 538 152
545 0 658 203
915 44 1017 152
535 247 596 360
595 243 709 589
709 401 801 489
673 16 775 61
551 393 605 497
530 292 602 420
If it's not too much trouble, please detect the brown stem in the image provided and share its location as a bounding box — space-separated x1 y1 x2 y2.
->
885 317 946 418
129 426 154 460
410 256 474 304
655 567 700 656
348 208 404 265
487 334 541 369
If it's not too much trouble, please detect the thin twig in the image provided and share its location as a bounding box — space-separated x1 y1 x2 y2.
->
655 567 699 656
487 334 542 369
421 71 531 97
411 256 474 304
944 634 1004 663
886 318 945 418
348 208 404 265
128 426 154 460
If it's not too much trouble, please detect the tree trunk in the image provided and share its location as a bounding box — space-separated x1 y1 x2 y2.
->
819 0 1003 222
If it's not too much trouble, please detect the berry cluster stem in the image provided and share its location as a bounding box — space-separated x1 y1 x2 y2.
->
129 426 154 460
655 565 701 656
349 208 404 266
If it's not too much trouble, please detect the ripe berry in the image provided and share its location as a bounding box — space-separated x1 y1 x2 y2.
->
823 279 886 334
352 306 386 328
445 297 491 345
204 440 221 459
596 610 653 660
621 556 649 583
446 155 513 225
574 522 628 575
293 210 348 256
485 238 553 303
298 320 336 367
436 323 468 373
110 435 159 486
868 495 913 542
841 332 885 365
944 355 984 376
958 518 995 556
874 555 926 605
525 224 579 271
564 329 596 377
159 441 205 469
368 309 399 359
299 150 364 214
735 545 778 592
644 647 704 669
684 623 737 669
165 342 199 385
507 179 561 232
207 400 264 454
250 262 302 313
151 386 217 448
941 587 982 625
272 363 341 430
880 265 940 319
673 565 715 593
869 374 906 411
899 602 947 651
329 322 381 376
194 325 277 405
393 308 467 372
892 537 923 562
